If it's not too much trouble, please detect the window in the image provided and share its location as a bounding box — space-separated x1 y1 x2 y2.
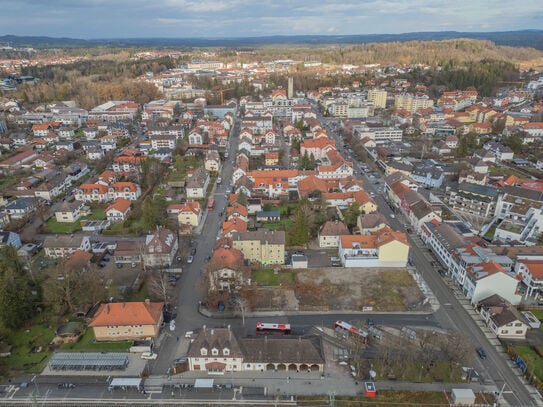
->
200 348 208 356
212 348 219 356
515 330 524 334
223 348 230 356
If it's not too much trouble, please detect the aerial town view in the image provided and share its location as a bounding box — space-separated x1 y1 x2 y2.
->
1 1 543 406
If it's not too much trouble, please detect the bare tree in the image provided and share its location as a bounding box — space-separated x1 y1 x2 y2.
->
147 269 171 304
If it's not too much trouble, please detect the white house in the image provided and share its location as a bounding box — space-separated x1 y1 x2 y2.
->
477 294 530 339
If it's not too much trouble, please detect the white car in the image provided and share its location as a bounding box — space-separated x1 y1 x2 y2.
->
187 255 194 264
141 352 158 360
169 320 176 331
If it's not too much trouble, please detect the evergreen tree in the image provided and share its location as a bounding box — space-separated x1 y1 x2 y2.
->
0 247 34 329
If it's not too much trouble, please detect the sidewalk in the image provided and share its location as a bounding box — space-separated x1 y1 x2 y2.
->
144 370 497 397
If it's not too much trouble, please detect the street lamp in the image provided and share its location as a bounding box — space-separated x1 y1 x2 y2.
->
234 298 247 326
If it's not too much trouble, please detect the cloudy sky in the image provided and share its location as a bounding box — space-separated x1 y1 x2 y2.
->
1 0 541 39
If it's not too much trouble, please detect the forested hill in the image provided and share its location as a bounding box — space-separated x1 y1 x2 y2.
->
1 30 542 50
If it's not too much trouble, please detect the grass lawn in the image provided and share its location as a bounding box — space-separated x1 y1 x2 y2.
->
515 345 543 382
261 219 293 231
61 328 132 352
372 359 462 383
299 391 448 405
252 269 295 286
4 318 56 375
530 309 543 320
45 207 107 234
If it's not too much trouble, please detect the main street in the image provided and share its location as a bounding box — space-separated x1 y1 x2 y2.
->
321 116 538 406
152 120 242 374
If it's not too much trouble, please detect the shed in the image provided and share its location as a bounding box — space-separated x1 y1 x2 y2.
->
194 378 214 389
451 388 475 405
108 377 143 390
291 254 308 269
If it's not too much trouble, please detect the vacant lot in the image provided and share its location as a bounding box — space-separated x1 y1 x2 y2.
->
251 267 425 312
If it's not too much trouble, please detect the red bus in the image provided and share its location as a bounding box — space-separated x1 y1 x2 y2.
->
207 197 215 210
256 322 291 335
334 320 368 342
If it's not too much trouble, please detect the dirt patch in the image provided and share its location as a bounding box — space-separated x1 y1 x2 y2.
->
252 267 427 312
252 288 299 310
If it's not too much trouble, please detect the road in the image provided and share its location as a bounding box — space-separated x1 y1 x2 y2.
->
152 120 242 374
321 116 538 406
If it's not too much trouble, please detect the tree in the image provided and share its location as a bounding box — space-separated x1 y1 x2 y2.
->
0 247 35 329
287 198 314 246
237 190 247 206
343 202 361 228
142 191 167 229
42 263 104 315
147 269 172 304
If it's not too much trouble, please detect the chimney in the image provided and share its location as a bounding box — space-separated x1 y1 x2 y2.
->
203 325 207 336
106 303 110 313
145 298 150 305
211 329 214 336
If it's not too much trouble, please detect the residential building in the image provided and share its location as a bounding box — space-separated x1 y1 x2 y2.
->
108 182 142 201
357 213 389 234
394 94 434 113
206 247 248 292
338 227 409 268
142 228 179 268
367 90 387 109
88 300 164 341
445 183 498 219
186 168 210 199
318 220 350 248
477 295 529 339
177 200 202 228
515 258 543 296
0 231 22 249
105 198 131 223
4 197 37 220
43 235 91 259
55 201 89 223
205 150 221 172
463 260 521 305
114 240 143 265
232 230 285 265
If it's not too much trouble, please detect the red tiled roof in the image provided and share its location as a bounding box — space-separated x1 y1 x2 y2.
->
89 301 163 327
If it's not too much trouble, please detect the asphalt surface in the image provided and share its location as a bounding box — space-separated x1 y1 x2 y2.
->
321 116 539 406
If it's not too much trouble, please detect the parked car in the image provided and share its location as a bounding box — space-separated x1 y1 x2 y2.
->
58 383 76 389
187 256 194 264
191 247 197 255
476 347 486 359
169 320 176 331
141 352 158 360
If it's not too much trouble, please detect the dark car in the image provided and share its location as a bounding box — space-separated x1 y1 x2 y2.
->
476 347 486 359
98 262 106 268
58 383 76 389
191 247 197 255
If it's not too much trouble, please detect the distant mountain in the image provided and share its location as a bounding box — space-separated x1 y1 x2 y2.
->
1 30 542 50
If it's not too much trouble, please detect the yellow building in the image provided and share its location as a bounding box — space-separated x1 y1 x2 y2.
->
394 94 434 113
367 90 387 109
378 238 410 265
89 301 164 341
232 230 285 265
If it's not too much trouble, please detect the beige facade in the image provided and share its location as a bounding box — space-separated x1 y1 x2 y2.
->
232 230 285 265
378 240 410 264
367 90 387 109
91 324 160 342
